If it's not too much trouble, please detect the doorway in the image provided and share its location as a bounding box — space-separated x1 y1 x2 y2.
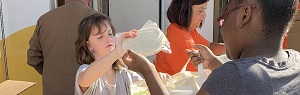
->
287 8 300 51
213 0 228 43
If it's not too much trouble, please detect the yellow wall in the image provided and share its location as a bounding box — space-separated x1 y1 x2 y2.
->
0 25 42 95
0 42 6 82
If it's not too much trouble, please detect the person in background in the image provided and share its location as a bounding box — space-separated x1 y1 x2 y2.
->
74 13 142 95
188 0 300 94
27 0 97 94
154 0 226 76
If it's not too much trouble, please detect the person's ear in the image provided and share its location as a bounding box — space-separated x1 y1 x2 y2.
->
64 0 68 4
239 6 253 28
86 42 91 47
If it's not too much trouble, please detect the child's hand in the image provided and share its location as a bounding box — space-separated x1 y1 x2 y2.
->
158 72 171 80
116 29 138 56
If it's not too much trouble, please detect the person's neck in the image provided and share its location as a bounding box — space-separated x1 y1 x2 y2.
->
66 0 90 7
65 0 80 3
180 27 191 32
103 67 116 85
187 26 196 32
240 39 288 62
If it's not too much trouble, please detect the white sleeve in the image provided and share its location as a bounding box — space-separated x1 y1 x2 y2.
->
75 64 89 95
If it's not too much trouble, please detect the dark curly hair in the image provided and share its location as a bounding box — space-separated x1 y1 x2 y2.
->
236 0 298 39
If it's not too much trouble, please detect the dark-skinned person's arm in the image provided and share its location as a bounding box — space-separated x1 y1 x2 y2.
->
187 44 224 95
186 44 223 71
197 87 210 95
122 50 170 95
208 42 226 56
188 44 243 94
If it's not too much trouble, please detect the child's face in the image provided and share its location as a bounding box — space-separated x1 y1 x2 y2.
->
87 23 115 59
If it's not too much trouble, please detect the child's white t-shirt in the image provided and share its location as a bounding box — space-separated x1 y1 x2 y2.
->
75 64 143 95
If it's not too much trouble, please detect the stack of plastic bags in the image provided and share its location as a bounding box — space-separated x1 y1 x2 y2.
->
127 20 207 95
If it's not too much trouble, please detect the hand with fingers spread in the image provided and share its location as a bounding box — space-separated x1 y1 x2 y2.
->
186 49 209 69
115 29 138 57
122 50 170 95
187 44 223 71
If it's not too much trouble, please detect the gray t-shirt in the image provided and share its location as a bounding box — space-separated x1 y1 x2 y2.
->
203 49 300 95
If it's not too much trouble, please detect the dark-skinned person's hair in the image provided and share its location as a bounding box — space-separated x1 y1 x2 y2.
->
75 13 124 71
167 0 209 29
237 0 298 39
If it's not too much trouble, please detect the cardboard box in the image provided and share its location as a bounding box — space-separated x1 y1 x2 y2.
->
0 80 36 95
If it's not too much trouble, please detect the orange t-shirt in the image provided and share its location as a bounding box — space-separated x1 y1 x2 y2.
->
154 23 209 75
282 35 288 49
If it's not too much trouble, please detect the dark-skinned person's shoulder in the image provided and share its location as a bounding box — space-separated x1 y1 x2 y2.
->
204 57 278 95
203 57 273 95
203 49 300 95
202 61 242 95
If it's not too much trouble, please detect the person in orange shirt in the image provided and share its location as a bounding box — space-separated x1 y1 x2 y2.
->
154 0 226 75
282 34 288 49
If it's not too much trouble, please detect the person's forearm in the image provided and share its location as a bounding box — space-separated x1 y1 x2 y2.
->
196 87 210 95
78 49 120 87
140 65 170 95
28 31 44 75
27 50 44 75
27 59 43 75
208 57 223 71
209 43 226 56
34 63 43 75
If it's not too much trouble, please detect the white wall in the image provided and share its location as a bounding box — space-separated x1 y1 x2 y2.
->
2 0 9 39
161 0 214 42
109 0 159 33
197 0 214 42
3 0 50 37
160 0 172 33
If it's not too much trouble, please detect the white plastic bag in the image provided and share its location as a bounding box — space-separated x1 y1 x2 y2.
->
122 20 171 57
130 71 207 95
131 63 207 95
164 71 199 95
